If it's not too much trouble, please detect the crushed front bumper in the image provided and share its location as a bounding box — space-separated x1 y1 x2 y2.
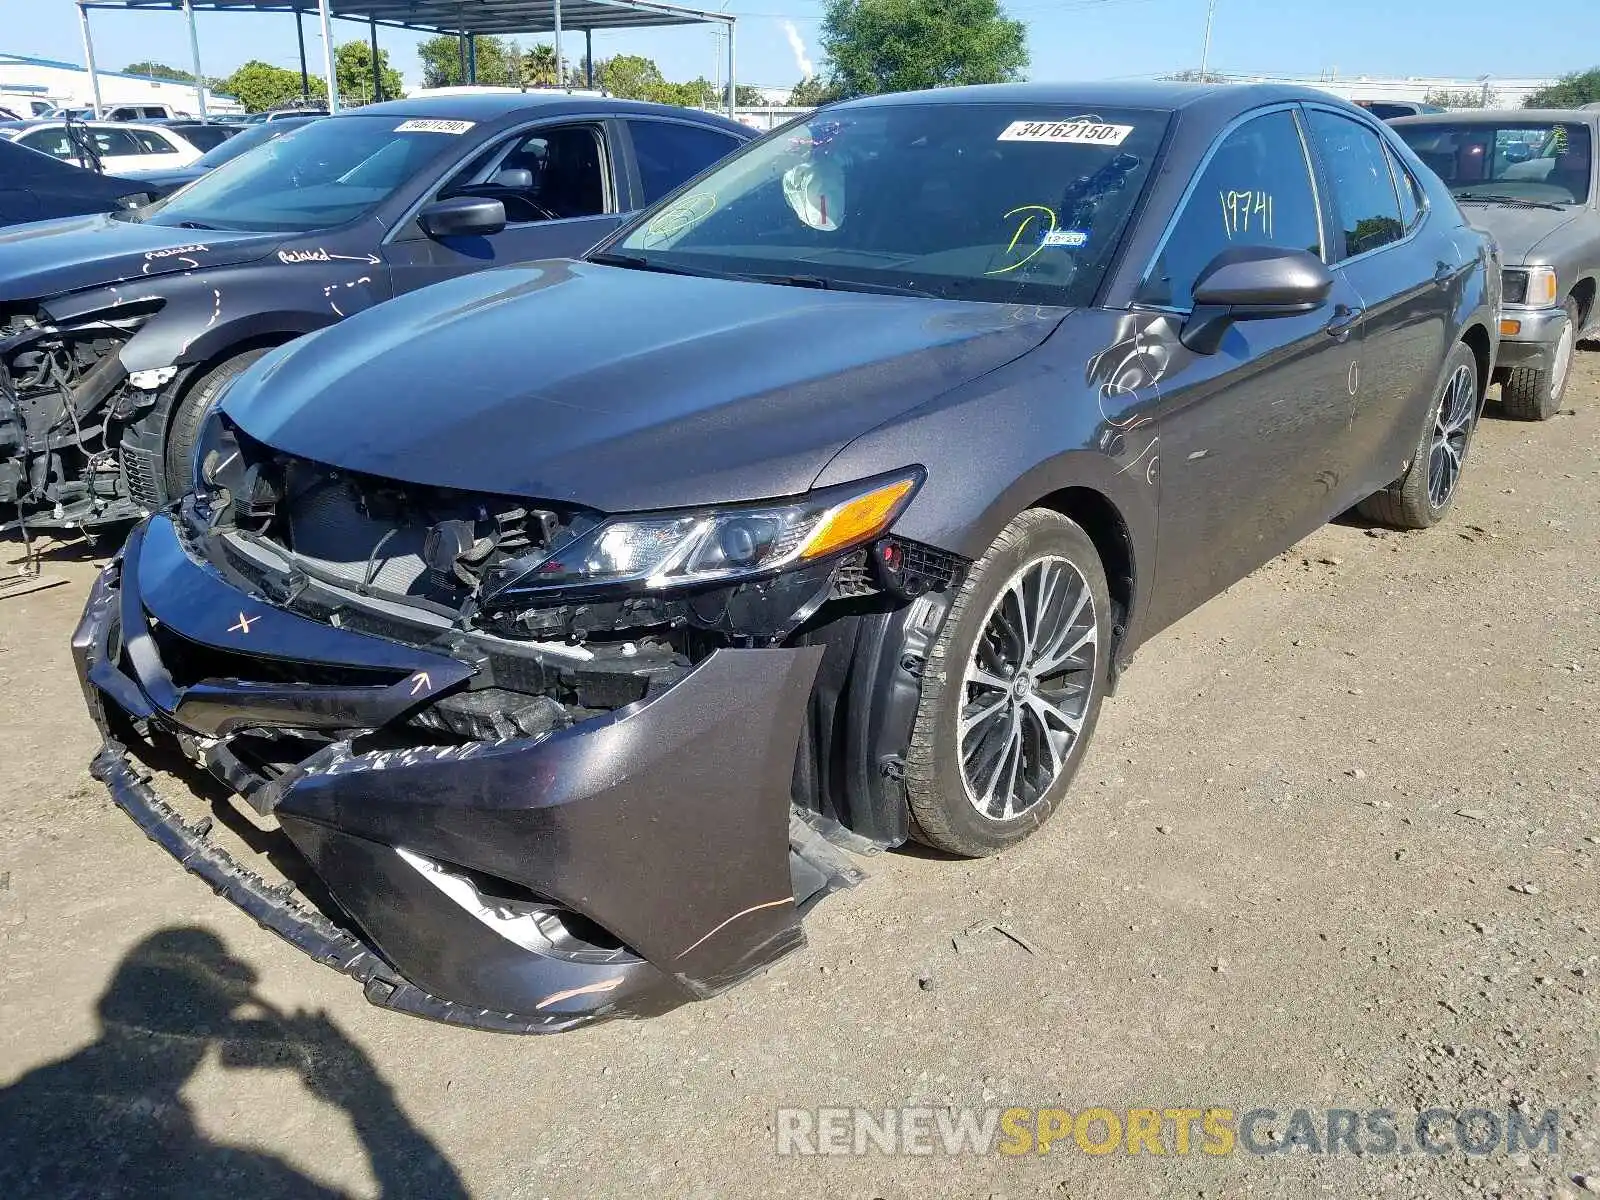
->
1496 304 1569 372
75 513 860 1032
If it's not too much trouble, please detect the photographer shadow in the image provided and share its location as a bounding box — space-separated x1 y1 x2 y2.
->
0 926 468 1199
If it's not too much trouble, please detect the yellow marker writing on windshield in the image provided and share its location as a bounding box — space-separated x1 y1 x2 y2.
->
986 204 1058 276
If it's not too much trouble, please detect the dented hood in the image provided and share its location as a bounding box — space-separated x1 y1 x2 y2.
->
0 213 283 303
224 259 1066 513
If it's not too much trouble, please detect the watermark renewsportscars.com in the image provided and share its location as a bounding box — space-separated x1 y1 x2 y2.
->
775 1106 1561 1158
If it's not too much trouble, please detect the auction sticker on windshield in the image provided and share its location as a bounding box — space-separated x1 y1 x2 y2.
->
394 119 476 135
998 119 1134 146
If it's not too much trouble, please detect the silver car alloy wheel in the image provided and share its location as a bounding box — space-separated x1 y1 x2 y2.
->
1427 362 1477 511
958 555 1098 821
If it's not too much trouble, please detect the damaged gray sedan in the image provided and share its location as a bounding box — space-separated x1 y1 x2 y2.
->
76 82 1499 1030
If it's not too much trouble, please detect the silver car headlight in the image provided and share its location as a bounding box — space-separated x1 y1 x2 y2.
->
481 468 922 604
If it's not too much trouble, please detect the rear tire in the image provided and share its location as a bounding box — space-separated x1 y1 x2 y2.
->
904 509 1111 857
1500 297 1578 421
162 348 273 499
1357 341 1480 531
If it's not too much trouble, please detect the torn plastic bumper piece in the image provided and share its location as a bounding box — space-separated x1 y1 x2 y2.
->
74 513 859 1032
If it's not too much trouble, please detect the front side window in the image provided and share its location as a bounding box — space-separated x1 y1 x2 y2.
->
440 123 611 223
1392 119 1593 205
607 103 1169 306
627 120 743 205
1139 109 1323 310
20 127 71 158
1307 110 1405 257
136 115 465 233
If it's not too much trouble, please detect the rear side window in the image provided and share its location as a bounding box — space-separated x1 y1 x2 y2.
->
1307 109 1405 257
1387 145 1425 232
129 129 174 154
627 120 743 205
1140 108 1323 310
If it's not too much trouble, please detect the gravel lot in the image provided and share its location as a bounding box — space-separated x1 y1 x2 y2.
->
0 357 1596 1200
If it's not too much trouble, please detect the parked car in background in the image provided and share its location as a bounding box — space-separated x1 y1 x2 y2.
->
115 114 319 196
154 120 240 153
0 139 157 227
1394 108 1600 418
1356 100 1446 121
0 93 753 532
103 102 191 122
72 82 1500 1031
2 120 202 174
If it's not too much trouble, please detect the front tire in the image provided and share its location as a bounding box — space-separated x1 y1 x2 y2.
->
1357 341 1480 531
904 509 1111 857
1500 297 1578 421
162 348 273 499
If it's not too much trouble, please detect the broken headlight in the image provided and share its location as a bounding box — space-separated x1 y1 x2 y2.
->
481 469 922 604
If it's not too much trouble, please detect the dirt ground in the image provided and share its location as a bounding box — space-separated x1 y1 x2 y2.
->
1 357 1597 1200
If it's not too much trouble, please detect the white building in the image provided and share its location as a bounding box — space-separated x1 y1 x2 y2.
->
1214 72 1560 110
0 52 242 116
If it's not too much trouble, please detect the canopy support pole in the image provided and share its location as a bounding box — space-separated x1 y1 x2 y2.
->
554 0 563 89
369 16 382 102
585 29 593 88
725 19 735 116
318 0 339 112
76 2 104 118
296 10 310 101
182 0 207 118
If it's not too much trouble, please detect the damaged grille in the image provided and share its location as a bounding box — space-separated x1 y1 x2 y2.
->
240 450 578 610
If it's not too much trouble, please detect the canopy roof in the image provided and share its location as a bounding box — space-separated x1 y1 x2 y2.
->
78 0 732 34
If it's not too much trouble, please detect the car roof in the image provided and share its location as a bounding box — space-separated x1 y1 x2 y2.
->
345 92 751 134
825 80 1338 118
1391 108 1600 125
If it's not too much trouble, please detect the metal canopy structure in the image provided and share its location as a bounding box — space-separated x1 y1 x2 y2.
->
75 0 736 117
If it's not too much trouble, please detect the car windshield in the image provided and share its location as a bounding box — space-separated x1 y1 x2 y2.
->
191 117 311 169
136 115 463 232
603 102 1170 305
1394 120 1592 205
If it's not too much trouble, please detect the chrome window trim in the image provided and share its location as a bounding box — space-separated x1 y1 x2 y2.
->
1134 102 1329 315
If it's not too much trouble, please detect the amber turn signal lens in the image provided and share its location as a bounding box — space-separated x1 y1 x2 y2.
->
798 477 918 561
1500 319 1522 336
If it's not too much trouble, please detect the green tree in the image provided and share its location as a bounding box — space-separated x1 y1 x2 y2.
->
818 0 1027 98
334 39 405 105
123 61 194 83
215 60 325 112
788 76 835 106
417 33 521 88
1423 86 1498 109
597 53 668 101
523 42 559 87
1524 68 1600 108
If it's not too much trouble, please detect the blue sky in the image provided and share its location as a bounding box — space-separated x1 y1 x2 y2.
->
3 0 1597 95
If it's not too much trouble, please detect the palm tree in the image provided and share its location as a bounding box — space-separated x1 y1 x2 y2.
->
523 43 558 87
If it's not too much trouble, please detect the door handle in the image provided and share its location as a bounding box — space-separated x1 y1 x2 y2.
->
1325 305 1363 342
1432 262 1456 288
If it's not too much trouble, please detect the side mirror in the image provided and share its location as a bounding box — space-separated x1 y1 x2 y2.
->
1180 245 1334 354
419 195 506 239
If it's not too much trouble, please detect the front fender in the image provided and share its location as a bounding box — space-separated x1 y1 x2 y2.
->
813 309 1163 642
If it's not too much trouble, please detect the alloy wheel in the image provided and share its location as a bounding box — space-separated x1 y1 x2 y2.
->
958 555 1098 821
1427 363 1477 511
1551 317 1576 405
